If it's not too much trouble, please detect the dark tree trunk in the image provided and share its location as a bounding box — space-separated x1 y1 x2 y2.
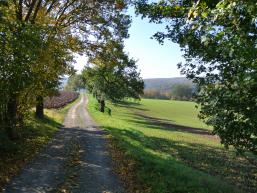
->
36 95 44 118
100 99 105 113
6 95 18 139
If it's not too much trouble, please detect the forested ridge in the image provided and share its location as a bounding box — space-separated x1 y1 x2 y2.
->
144 77 192 91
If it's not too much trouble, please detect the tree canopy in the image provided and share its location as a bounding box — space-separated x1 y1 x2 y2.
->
82 40 144 112
135 0 257 153
171 83 194 101
64 74 84 92
0 0 132 137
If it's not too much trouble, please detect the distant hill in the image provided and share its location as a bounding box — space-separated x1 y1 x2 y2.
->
61 77 192 92
144 77 193 91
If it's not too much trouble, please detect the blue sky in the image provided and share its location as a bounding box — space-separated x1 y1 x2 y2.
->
74 8 184 78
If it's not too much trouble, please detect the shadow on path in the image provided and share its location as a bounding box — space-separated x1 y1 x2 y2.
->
3 96 124 193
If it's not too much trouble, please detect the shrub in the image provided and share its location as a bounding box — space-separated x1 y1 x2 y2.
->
44 91 79 109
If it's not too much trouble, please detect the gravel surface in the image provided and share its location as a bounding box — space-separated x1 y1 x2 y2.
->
3 95 124 193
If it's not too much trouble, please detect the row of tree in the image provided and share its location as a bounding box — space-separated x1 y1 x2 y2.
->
0 0 144 139
82 41 144 112
143 89 171 100
143 83 195 100
65 75 194 101
64 41 145 113
1 0 256 154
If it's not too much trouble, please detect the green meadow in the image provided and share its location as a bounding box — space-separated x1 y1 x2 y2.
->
139 99 210 129
87 96 257 193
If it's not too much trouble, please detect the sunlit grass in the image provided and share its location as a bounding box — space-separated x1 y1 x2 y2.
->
138 98 211 130
87 95 257 193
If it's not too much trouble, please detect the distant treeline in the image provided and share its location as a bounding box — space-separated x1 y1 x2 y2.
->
143 89 171 100
143 83 196 101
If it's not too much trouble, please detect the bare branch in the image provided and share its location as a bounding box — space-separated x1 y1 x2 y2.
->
31 0 42 23
25 0 37 22
17 0 23 21
46 0 57 15
55 0 77 22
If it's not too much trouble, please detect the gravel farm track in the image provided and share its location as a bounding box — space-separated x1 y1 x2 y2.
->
3 95 124 193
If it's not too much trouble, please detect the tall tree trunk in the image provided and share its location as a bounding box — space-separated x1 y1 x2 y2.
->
36 95 44 118
6 95 18 139
100 99 105 113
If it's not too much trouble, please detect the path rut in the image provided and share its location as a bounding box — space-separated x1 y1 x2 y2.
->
3 95 124 193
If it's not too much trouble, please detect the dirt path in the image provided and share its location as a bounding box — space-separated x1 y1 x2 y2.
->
3 95 124 193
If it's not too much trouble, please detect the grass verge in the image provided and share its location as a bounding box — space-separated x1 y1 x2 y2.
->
44 93 82 123
0 94 81 191
87 95 257 193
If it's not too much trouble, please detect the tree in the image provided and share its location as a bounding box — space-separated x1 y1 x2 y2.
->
82 40 144 112
64 74 85 92
0 11 48 136
171 83 194 101
0 0 132 137
135 0 257 153
143 89 171 100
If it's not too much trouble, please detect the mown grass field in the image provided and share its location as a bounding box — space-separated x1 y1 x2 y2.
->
139 99 210 130
0 95 81 191
87 96 257 193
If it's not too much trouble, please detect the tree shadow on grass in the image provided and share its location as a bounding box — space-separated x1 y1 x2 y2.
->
0 116 65 190
104 126 257 193
128 113 216 140
114 101 149 112
0 115 63 155
22 115 63 138
41 115 63 128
